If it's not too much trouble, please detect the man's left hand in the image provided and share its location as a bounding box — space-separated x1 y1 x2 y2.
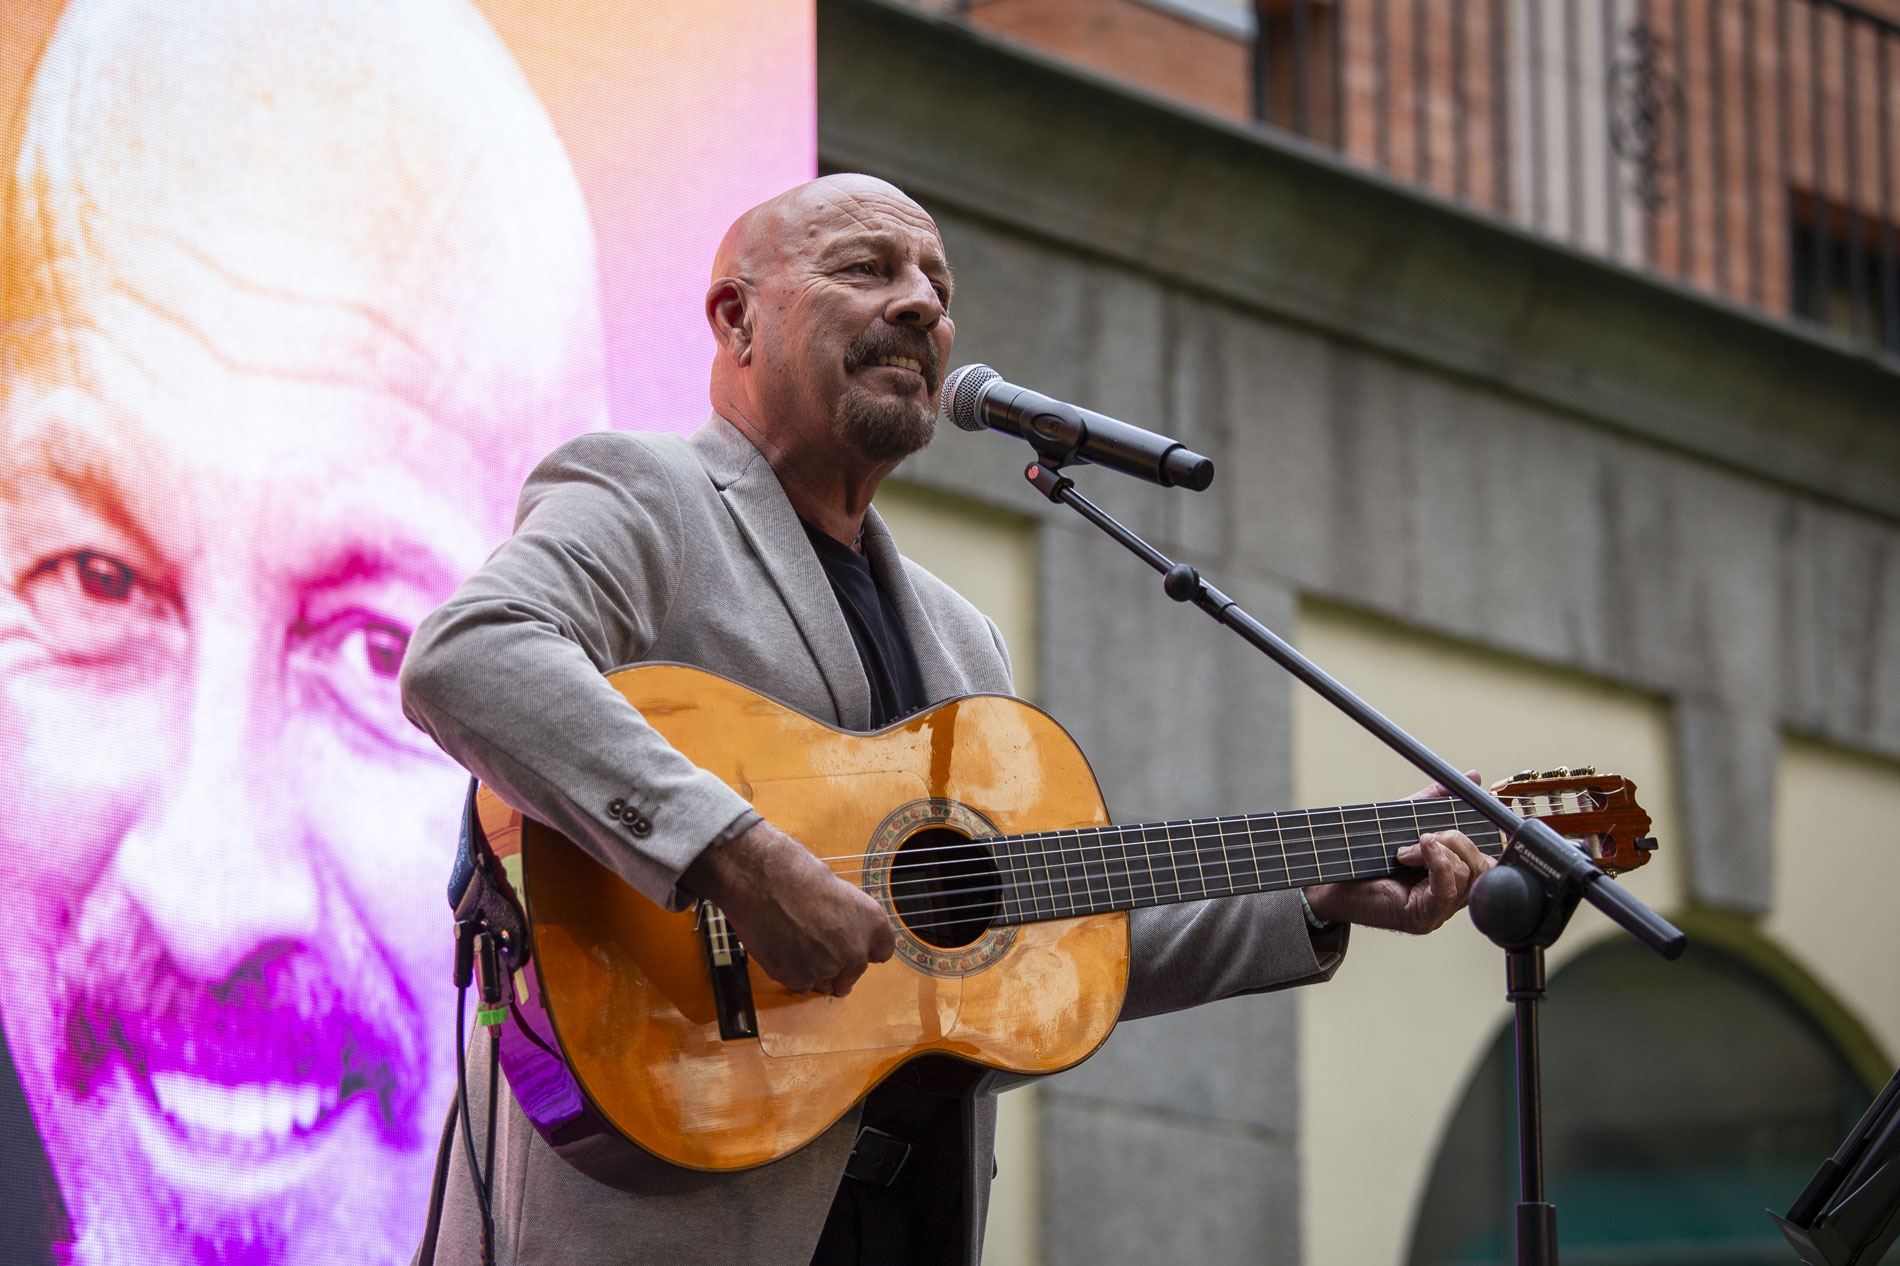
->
1302 772 1495 934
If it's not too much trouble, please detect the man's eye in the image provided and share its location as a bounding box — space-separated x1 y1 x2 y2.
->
16 548 178 663
290 609 421 748
74 551 137 601
350 619 410 679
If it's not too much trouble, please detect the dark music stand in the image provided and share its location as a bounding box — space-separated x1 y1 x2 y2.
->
1773 1065 1900 1266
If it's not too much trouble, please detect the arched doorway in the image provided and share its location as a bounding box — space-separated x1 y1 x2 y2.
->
1407 933 1882 1266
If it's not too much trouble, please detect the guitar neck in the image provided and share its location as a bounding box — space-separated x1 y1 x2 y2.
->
991 799 1510 924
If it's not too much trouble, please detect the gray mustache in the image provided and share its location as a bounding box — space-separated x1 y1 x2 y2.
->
843 324 940 382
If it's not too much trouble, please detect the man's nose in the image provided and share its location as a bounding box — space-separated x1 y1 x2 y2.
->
111 637 320 982
885 266 944 327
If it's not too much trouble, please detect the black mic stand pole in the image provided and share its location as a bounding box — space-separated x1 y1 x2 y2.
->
1017 459 1686 1266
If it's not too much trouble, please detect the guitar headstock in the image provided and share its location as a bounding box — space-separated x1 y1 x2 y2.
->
1498 767 1657 876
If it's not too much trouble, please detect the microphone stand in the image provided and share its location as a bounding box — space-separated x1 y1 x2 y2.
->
1018 459 1687 1266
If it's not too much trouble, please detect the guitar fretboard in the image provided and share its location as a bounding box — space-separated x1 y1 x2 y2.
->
990 799 1510 924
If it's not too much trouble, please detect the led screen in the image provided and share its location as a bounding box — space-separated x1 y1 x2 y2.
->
0 2 814 1262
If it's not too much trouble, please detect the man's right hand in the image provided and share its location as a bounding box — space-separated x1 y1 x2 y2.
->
680 819 895 996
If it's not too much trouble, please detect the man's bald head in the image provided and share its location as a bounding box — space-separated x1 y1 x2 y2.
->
1 0 607 472
710 171 931 279
704 174 953 484
709 174 932 288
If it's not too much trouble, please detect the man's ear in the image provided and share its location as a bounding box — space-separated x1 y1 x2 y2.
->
706 277 756 367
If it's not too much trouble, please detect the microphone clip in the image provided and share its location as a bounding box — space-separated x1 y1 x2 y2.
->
1025 460 1075 502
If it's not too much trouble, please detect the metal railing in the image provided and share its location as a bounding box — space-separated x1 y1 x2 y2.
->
1253 0 1900 355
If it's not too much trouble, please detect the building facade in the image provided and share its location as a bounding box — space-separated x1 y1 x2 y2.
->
940 0 1900 356
824 1 1900 1262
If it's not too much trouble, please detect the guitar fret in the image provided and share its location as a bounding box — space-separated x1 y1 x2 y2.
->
1000 834 1030 925
1031 831 1059 920
1108 825 1138 909
1140 824 1170 901
993 836 1017 924
1348 802 1389 877
1066 828 1096 915
1225 816 1255 895
1064 827 1091 918
1083 827 1114 913
1188 819 1223 900
1129 822 1160 908
1263 810 1294 891
1278 810 1317 887
1107 826 1134 909
1179 822 1209 900
1044 829 1070 918
1241 816 1265 897
1213 817 1246 897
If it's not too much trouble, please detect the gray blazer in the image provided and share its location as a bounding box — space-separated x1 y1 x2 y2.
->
402 417 1345 1265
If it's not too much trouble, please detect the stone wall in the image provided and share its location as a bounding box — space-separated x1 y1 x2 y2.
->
818 2 1900 1261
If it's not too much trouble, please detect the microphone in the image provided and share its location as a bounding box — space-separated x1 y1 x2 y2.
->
940 364 1215 491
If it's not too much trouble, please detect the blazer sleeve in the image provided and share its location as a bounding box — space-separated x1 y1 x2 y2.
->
1120 891 1349 1021
399 433 756 911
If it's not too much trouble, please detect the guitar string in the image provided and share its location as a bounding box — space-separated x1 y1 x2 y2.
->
833 822 1568 914
808 796 1619 908
803 799 1518 869
797 787 1614 871
848 825 1527 926
794 779 1611 866
856 811 1509 904
886 835 1517 939
867 826 1514 917
818 800 1533 887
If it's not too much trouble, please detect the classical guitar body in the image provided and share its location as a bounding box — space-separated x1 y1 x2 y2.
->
477 663 1129 1177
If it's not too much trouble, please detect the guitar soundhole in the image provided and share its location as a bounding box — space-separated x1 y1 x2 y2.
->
890 826 1000 950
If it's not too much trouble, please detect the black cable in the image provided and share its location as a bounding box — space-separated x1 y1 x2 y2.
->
455 981 495 1266
483 1023 498 1227
415 1095 459 1266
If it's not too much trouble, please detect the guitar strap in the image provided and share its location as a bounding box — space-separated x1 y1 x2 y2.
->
448 776 530 971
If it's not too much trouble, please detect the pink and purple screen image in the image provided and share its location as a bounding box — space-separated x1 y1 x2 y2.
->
0 1 813 1262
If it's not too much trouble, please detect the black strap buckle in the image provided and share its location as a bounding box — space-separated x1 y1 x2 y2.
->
844 1126 913 1188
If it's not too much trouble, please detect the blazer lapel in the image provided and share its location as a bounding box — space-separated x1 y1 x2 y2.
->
860 506 972 705
690 416 873 729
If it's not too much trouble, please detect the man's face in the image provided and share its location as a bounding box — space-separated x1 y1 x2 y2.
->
0 284 522 1264
752 184 956 464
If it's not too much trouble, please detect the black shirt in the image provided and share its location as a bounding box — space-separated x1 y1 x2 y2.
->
800 521 930 731
800 521 967 1266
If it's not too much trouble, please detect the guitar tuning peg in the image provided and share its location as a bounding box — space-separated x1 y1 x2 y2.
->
1538 767 1570 779
1575 765 1597 777
1510 769 1536 783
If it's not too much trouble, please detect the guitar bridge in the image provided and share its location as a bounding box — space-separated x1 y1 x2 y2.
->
696 900 758 1040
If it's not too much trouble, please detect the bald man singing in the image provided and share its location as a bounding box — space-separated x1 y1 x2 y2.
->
403 174 1489 1266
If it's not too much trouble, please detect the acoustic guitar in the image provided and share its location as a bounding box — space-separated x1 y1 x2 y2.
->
470 663 1655 1182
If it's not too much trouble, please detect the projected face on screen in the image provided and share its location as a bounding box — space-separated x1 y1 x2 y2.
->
0 1 609 1262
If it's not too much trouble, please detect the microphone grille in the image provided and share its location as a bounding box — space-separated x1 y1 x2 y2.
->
940 363 1000 432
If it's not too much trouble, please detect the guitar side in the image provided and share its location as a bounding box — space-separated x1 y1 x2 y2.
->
485 663 1130 1173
